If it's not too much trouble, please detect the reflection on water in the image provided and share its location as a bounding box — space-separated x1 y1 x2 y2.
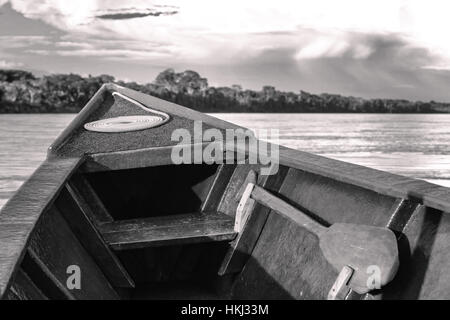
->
1 113 450 209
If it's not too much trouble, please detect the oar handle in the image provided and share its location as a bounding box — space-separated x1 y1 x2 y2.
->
251 185 327 236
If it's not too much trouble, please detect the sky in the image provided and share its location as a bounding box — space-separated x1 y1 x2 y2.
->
1 0 450 101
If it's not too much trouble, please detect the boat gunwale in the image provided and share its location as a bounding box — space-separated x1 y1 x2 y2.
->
0 157 83 298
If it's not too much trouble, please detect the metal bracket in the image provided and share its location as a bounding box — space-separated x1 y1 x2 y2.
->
234 183 255 232
328 266 354 300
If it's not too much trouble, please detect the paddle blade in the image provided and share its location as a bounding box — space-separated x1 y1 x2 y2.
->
319 223 399 294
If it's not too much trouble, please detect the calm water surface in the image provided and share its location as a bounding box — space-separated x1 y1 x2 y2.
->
1 113 450 209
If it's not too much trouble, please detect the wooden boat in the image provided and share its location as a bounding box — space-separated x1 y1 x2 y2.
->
1 83 450 300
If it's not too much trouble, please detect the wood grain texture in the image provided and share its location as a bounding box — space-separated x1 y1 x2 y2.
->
0 157 82 298
5 268 47 300
68 174 113 224
201 164 237 213
23 249 75 300
84 142 234 172
249 184 399 294
52 83 450 213
28 207 119 300
217 164 262 217
277 145 450 214
320 223 399 293
56 185 135 288
251 185 327 235
269 168 398 227
218 166 289 275
382 205 450 299
231 166 402 299
231 211 337 299
99 213 237 250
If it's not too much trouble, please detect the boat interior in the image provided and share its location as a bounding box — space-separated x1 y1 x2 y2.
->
2 84 450 300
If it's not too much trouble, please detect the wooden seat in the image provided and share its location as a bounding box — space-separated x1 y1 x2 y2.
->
98 212 237 250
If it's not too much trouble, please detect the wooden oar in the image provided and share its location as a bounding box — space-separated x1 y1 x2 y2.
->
242 183 399 294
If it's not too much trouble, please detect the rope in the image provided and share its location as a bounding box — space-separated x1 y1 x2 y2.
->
84 92 170 133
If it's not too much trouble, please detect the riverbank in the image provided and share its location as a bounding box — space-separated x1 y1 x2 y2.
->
2 69 450 114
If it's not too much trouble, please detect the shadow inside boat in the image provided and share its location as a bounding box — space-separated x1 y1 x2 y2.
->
117 240 293 300
383 195 443 300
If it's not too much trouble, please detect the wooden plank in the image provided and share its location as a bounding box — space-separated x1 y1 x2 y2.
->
24 249 75 300
232 210 338 299
218 165 288 275
382 205 450 299
201 164 237 213
230 165 417 299
262 167 398 227
217 164 262 217
276 145 450 214
68 174 113 224
343 198 419 300
6 268 48 300
56 184 135 288
84 142 235 172
99 213 237 250
224 140 450 214
28 206 119 300
0 157 82 299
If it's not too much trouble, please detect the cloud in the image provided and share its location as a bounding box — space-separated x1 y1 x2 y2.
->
226 32 450 101
2 0 450 101
0 59 24 68
5 0 450 66
422 65 450 71
96 7 178 20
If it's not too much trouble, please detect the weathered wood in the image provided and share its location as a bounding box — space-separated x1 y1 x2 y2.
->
6 268 48 300
68 174 113 224
54 83 450 213
382 205 450 299
320 224 399 294
85 162 218 220
234 182 257 232
219 166 288 275
0 157 82 298
234 170 258 202
387 199 419 232
231 166 399 299
218 164 262 217
28 207 119 300
276 145 450 213
263 167 399 227
251 185 327 235
56 184 135 288
202 164 237 213
328 266 353 300
343 198 419 299
251 184 399 294
224 139 450 214
23 249 75 300
99 213 237 250
84 142 235 172
218 166 289 276
231 211 335 299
